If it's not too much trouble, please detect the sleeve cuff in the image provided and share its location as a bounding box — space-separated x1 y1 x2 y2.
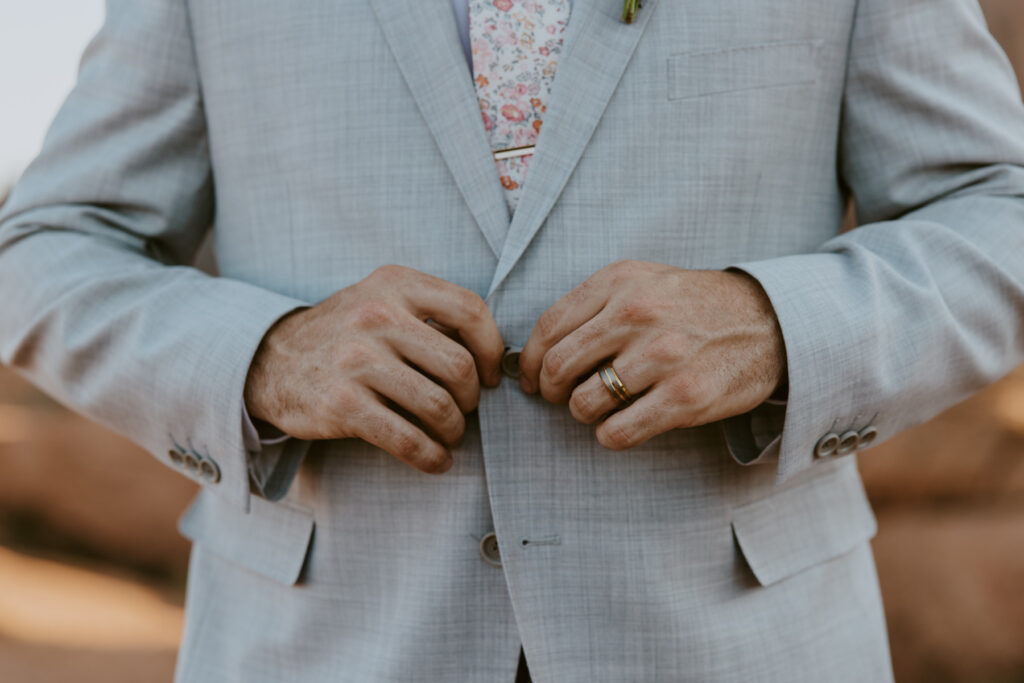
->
721 398 787 466
242 403 311 501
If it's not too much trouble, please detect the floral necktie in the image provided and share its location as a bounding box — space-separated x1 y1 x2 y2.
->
469 0 571 218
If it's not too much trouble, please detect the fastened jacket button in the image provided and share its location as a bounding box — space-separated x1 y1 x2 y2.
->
814 432 840 458
182 452 200 476
199 458 221 484
479 531 502 567
857 425 878 449
836 430 861 455
501 346 522 379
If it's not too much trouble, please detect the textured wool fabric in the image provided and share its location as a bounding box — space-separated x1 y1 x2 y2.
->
3 0 1024 680
469 0 571 215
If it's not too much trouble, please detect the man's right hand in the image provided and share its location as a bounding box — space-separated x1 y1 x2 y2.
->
243 265 505 474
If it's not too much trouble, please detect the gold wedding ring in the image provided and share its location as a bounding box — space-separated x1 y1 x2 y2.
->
598 363 633 406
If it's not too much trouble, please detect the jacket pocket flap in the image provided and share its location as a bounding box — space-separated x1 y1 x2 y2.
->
731 458 877 586
177 488 314 585
667 39 824 101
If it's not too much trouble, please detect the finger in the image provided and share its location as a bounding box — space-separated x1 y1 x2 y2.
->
519 273 612 392
399 275 504 387
593 383 686 451
388 312 481 413
536 312 629 404
346 387 454 474
567 345 659 424
364 359 466 449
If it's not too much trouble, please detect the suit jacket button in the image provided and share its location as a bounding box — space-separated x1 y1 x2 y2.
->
199 458 221 483
836 430 861 455
479 531 502 567
501 346 522 379
814 432 840 458
857 425 878 449
167 449 185 467
182 452 200 476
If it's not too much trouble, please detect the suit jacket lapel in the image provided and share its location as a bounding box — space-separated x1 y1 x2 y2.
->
486 0 662 298
369 0 511 258
369 0 661 293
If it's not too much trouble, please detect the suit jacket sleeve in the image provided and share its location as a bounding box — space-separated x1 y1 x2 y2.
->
722 0 1024 484
0 0 310 512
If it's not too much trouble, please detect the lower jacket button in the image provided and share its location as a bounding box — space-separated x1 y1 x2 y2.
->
479 531 502 567
501 347 522 379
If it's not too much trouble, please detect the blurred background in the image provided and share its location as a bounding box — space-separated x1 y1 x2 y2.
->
2 1 1024 681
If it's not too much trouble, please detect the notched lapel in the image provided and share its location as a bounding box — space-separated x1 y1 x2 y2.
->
368 0 511 258
368 0 661 294
486 0 662 298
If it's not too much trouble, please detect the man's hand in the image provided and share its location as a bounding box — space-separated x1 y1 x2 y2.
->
517 260 786 450
244 265 505 474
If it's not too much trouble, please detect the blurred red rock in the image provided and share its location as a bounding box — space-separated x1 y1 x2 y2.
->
0 367 196 574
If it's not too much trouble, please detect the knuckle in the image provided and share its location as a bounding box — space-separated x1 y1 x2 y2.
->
425 387 456 423
350 300 395 331
349 404 387 441
324 369 362 402
331 387 359 413
450 349 477 384
338 341 376 371
540 350 567 384
443 411 467 444
608 259 637 281
418 442 452 474
569 390 597 422
460 292 489 322
392 431 424 462
668 373 709 408
646 334 681 363
534 309 560 342
617 298 657 326
371 264 407 283
600 422 634 450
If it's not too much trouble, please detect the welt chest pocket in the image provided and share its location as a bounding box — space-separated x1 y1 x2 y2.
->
666 38 825 101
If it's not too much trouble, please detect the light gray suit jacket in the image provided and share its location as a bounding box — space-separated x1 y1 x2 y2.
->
3 0 1024 680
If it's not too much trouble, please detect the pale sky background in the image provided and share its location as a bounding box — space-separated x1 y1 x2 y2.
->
0 1 106 190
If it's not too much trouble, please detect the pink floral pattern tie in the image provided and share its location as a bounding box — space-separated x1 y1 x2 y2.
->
469 0 571 217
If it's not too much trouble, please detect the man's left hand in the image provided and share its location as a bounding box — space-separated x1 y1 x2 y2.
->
517 260 787 450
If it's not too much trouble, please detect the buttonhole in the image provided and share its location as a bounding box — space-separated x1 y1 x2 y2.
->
520 534 561 547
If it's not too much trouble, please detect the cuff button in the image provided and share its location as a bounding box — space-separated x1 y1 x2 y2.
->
199 458 221 484
857 425 878 449
814 432 840 458
836 430 861 455
167 449 185 467
182 452 200 476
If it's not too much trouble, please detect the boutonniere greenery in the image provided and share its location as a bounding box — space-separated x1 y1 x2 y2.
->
621 0 642 23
